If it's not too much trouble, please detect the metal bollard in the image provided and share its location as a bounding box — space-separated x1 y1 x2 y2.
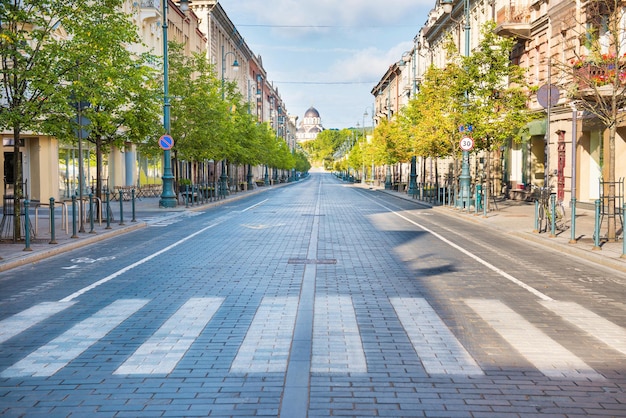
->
89 193 96 234
593 199 601 250
483 187 487 218
119 190 125 225
533 199 539 233
49 197 57 244
569 198 577 244
185 184 190 208
549 193 556 237
622 203 626 259
105 191 111 229
23 199 32 251
71 195 78 238
131 189 136 222
474 188 479 215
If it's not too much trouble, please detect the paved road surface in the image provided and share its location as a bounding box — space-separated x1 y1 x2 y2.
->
0 173 624 417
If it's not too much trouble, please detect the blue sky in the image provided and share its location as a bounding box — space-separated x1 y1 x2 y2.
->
220 0 434 130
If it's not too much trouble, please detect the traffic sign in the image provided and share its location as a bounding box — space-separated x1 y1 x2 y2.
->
158 134 174 150
537 84 559 108
460 137 474 151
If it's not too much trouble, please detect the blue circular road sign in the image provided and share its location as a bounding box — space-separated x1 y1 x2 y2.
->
159 134 174 150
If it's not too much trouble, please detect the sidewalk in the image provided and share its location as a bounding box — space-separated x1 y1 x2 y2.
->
0 187 269 273
373 185 626 274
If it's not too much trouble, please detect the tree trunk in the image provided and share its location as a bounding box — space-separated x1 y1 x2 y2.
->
607 123 616 241
96 137 103 202
12 126 22 242
485 140 492 213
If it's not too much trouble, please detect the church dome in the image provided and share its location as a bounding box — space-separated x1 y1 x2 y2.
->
304 107 320 118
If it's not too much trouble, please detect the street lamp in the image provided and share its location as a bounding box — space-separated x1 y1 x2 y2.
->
442 0 472 209
219 45 239 197
159 0 191 208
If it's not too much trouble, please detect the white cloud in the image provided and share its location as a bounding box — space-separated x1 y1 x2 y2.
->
327 41 415 82
219 0 434 128
222 0 432 28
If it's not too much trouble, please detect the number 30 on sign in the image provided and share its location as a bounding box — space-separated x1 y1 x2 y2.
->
460 137 474 151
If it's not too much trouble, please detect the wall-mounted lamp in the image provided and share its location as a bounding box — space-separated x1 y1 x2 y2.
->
178 0 191 13
440 0 454 14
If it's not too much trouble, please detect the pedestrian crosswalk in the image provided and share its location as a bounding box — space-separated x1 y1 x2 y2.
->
0 296 623 379
115 298 223 375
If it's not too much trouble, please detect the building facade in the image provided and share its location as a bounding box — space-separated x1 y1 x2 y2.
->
372 0 626 213
1 0 293 207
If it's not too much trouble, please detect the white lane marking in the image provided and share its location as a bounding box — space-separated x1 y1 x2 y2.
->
541 301 626 356
465 299 603 380
59 200 262 302
1 299 148 378
115 298 223 375
230 297 298 373
312 295 366 373
240 199 268 212
0 302 75 344
391 298 483 376
367 197 553 301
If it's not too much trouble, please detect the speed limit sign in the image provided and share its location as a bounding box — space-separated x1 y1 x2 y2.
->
460 137 474 151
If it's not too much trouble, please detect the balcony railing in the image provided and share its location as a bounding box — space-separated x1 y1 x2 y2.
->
139 0 161 23
572 63 626 97
141 0 160 8
495 6 532 39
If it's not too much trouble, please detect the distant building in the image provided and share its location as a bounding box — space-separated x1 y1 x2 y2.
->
296 106 324 142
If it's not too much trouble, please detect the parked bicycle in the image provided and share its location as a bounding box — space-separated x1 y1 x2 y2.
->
532 185 567 233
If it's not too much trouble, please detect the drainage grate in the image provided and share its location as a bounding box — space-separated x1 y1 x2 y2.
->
288 258 337 265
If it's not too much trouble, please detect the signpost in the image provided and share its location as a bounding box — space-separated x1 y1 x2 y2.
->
460 136 474 152
158 134 174 151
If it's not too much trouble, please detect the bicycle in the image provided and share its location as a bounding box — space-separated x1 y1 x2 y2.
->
532 185 567 233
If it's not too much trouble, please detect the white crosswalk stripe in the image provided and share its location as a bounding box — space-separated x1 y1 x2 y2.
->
1 296 621 378
312 295 367 373
0 301 75 344
391 297 483 376
230 297 298 373
115 297 223 375
540 300 626 356
1 299 148 378
465 299 604 380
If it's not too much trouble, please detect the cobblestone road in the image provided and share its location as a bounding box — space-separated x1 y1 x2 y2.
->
0 173 624 417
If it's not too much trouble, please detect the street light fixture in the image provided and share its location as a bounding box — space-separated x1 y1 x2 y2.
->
159 0 191 208
361 107 374 184
219 45 239 197
442 0 472 209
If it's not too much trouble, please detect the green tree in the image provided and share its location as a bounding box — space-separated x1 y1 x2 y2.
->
56 5 162 201
462 21 531 207
0 0 151 240
400 63 465 185
370 118 411 165
167 44 227 184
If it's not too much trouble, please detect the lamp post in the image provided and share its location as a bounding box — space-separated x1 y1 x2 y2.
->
442 0 471 209
362 110 368 183
159 0 190 208
220 45 239 197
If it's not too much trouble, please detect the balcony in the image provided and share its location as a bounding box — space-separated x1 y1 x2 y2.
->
574 64 610 89
139 0 162 24
572 63 625 98
494 6 532 39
